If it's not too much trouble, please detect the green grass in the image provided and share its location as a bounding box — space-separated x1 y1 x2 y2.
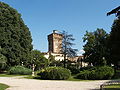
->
0 74 16 77
0 83 9 90
103 84 120 90
0 74 28 77
24 74 92 81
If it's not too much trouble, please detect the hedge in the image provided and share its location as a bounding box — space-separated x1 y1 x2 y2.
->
37 67 71 80
8 66 32 75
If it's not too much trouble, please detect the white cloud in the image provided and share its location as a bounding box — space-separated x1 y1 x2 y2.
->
77 50 85 56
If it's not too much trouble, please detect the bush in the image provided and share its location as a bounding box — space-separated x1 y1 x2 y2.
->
113 70 120 79
76 66 114 80
80 66 97 71
8 66 32 75
75 70 91 80
67 66 80 74
37 67 71 80
94 66 114 80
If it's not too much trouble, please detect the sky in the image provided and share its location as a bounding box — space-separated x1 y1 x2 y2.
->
0 0 119 55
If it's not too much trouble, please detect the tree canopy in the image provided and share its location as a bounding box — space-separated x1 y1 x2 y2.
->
109 18 120 68
0 2 33 67
83 28 109 66
61 31 77 68
29 50 49 70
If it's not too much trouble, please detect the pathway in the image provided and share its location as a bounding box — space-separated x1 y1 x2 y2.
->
0 76 109 90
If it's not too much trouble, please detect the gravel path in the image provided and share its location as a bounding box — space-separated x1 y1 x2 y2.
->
0 76 109 90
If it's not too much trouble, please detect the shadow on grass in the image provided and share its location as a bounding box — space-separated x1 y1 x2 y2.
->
103 88 120 90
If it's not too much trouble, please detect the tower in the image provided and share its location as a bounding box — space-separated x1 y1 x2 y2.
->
48 30 63 53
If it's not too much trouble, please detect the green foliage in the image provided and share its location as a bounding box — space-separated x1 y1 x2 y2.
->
0 53 7 71
48 54 55 63
27 50 49 70
76 66 114 80
67 65 80 74
61 31 78 68
37 67 71 80
80 66 97 71
48 54 63 67
109 18 120 69
8 66 32 75
0 2 33 67
83 29 109 66
103 84 120 90
76 70 91 80
95 66 114 79
113 70 120 79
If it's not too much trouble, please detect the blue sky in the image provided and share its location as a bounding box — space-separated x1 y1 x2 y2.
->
0 0 119 54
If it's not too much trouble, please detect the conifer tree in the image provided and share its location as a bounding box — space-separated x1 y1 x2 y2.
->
109 18 120 69
0 2 33 67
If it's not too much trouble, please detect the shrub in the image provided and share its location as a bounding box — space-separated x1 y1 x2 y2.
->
75 70 91 80
8 66 32 75
76 66 114 80
67 66 80 74
37 67 71 80
80 66 97 71
94 66 114 80
112 70 120 79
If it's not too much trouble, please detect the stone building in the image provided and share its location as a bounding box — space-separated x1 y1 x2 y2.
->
48 30 63 54
43 30 88 67
43 30 64 61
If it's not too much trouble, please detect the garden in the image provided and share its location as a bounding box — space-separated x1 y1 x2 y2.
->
0 1 120 90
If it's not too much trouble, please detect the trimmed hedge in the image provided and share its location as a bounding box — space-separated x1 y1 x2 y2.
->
8 66 32 75
37 67 71 80
67 66 80 74
76 66 114 80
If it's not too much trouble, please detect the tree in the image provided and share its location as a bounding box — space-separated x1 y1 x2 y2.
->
48 54 56 66
61 31 77 68
0 2 33 67
28 50 49 70
108 18 120 69
0 46 7 71
0 54 7 71
107 6 120 18
83 29 109 66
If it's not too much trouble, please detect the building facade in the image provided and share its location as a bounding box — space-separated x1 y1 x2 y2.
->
48 30 63 54
43 30 88 67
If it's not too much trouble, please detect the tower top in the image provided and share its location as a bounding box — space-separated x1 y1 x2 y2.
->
53 30 61 34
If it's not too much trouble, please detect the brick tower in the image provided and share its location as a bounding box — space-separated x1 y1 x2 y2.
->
48 30 63 53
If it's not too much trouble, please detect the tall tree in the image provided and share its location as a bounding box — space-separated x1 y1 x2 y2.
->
0 2 33 67
107 6 120 69
108 18 120 69
0 46 7 71
107 6 120 18
83 29 109 66
61 31 77 68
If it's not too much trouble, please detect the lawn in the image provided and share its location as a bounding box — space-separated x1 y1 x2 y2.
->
0 74 28 77
103 84 120 90
0 83 9 90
